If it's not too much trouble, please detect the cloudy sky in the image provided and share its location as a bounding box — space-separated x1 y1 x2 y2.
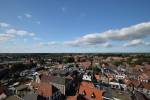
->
0 0 150 53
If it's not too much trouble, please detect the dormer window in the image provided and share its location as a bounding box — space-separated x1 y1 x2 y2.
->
82 90 86 96
91 92 95 98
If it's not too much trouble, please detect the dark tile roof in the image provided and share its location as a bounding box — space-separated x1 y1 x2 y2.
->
79 81 103 100
41 75 66 85
15 85 28 91
6 95 23 100
134 91 148 100
23 92 37 100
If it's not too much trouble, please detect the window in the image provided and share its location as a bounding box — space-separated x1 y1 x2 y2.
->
55 92 58 96
56 91 60 97
91 92 96 98
116 85 118 88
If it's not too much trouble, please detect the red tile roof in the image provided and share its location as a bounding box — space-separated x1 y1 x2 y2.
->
32 82 58 97
127 80 140 87
66 95 77 100
37 82 52 97
139 82 150 90
80 81 95 87
79 81 103 100
40 74 55 83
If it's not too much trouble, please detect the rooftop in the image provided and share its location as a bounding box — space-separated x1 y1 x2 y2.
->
79 81 103 100
6 95 23 100
104 89 132 100
23 91 37 100
32 82 58 97
41 75 66 85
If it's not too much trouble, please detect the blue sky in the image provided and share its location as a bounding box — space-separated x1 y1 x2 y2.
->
0 0 150 53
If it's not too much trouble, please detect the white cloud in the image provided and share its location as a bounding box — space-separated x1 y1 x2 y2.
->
17 16 22 19
6 29 16 34
0 34 15 41
0 22 36 42
33 37 41 41
101 42 112 47
66 22 150 47
123 39 144 47
39 41 58 46
28 32 35 36
24 13 32 18
123 39 150 47
6 28 35 36
145 42 150 46
0 22 10 28
64 40 81 47
18 13 41 26
65 33 106 46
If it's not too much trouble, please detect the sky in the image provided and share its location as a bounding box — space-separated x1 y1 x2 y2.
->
0 0 150 53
